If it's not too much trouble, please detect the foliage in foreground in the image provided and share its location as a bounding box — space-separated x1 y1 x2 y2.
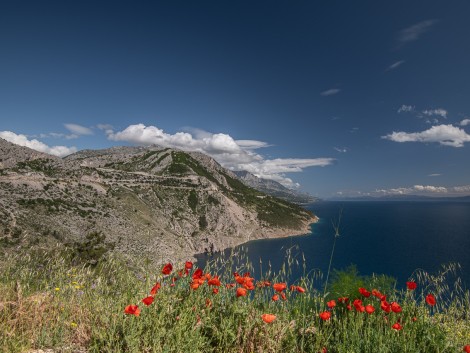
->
0 246 469 353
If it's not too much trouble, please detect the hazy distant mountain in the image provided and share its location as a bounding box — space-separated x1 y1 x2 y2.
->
0 138 315 262
233 170 318 204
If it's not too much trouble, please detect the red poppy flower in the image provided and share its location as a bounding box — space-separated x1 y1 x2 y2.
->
392 322 402 330
346 304 352 311
226 283 235 289
365 304 375 314
359 287 371 297
273 282 287 292
426 294 436 306
338 297 349 303
280 292 287 301
296 286 306 293
192 268 203 279
236 287 247 297
185 261 193 270
261 314 276 323
205 298 212 308
212 288 219 294
162 263 173 275
391 302 402 313
412 317 417 322
272 294 279 301
322 348 327 353
353 299 363 310
381 300 391 313
150 282 161 296
327 300 336 308
371 289 382 298
124 304 140 316
208 276 221 286
406 281 417 290
142 296 154 306
319 311 331 321
463 345 470 353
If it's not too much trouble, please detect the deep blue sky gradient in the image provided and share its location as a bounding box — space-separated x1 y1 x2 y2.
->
1 1 469 197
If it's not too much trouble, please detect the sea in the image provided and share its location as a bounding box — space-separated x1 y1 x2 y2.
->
195 201 470 288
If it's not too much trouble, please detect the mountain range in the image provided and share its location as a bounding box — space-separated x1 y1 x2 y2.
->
0 138 316 262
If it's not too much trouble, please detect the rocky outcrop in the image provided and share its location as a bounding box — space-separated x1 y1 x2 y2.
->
0 138 316 263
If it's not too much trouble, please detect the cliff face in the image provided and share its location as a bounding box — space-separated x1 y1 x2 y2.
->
0 138 316 262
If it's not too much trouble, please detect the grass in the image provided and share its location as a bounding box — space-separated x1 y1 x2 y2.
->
0 245 469 353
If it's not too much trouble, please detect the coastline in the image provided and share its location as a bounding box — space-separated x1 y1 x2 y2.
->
190 214 319 262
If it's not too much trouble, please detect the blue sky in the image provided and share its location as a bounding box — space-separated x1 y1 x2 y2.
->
1 1 469 198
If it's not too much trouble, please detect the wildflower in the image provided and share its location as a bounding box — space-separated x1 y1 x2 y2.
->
390 302 402 313
371 289 383 298
142 296 154 306
319 311 331 321
193 268 203 279
359 287 371 297
272 294 279 301
426 294 436 306
406 281 417 290
392 322 402 331
322 348 327 353
185 261 193 270
208 276 221 286
150 282 161 295
338 297 349 303
236 287 247 297
124 305 140 316
381 300 391 313
212 288 219 294
261 314 276 323
70 322 77 328
412 317 417 322
365 305 375 314
463 345 470 353
280 292 287 301
296 286 306 293
273 282 287 292
327 300 336 309
162 263 173 275
54 287 60 291
353 299 363 311
205 298 212 308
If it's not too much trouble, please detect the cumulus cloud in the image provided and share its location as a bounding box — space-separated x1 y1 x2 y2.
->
396 20 439 46
386 60 405 71
375 185 448 195
460 119 470 126
398 105 415 113
105 123 334 188
321 88 341 96
64 123 93 135
422 108 447 119
0 131 77 157
382 124 470 147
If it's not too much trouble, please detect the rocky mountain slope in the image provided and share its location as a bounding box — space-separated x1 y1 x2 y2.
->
233 170 319 204
0 138 316 263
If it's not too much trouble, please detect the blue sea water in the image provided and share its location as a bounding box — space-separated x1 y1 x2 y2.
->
195 201 470 287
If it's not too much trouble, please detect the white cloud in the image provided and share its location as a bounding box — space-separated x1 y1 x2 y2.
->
398 105 414 113
453 185 470 193
375 185 447 195
64 123 93 135
106 123 334 188
0 131 77 157
460 119 470 126
382 124 470 147
334 147 347 153
422 108 447 119
428 173 441 177
386 60 405 71
397 20 439 45
321 88 341 96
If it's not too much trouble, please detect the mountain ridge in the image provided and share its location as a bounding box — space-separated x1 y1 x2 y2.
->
0 138 316 263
